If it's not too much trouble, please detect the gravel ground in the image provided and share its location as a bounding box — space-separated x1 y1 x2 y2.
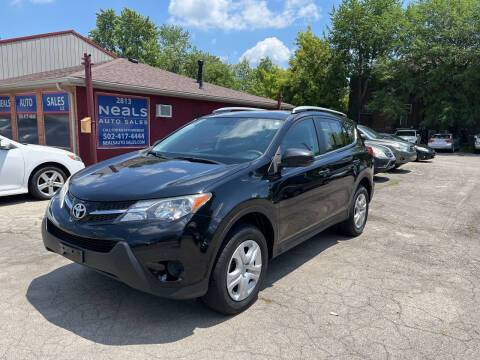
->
1 153 479 359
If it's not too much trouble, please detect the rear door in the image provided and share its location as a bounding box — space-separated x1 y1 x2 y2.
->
314 116 357 216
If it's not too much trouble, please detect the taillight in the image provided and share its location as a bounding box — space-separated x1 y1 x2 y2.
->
366 146 375 156
428 139 434 143
445 139 452 143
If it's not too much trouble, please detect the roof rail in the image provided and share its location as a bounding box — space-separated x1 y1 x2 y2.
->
212 107 267 114
291 106 347 117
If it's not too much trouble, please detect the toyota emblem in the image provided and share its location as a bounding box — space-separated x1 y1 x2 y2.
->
72 203 87 220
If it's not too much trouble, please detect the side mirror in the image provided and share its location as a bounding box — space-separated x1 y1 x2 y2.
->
0 139 12 150
281 148 314 168
360 134 367 140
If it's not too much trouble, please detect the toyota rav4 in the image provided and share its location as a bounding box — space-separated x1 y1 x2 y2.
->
42 106 374 314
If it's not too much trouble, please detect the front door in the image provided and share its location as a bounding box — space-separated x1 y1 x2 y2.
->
272 118 334 243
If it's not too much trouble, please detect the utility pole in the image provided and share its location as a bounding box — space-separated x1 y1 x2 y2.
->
82 53 97 164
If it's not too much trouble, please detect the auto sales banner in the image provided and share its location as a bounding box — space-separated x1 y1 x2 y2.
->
96 94 149 148
42 92 69 113
0 96 10 113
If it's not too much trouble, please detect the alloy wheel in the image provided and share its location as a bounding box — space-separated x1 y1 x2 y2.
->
226 240 262 302
354 193 367 229
37 170 64 197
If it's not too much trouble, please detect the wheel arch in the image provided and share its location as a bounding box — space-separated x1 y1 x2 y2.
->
206 200 277 280
27 162 71 188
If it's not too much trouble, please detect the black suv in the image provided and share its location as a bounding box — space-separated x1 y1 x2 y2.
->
42 106 374 314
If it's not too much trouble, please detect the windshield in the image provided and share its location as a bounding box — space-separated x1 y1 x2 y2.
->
397 130 416 137
432 134 452 139
152 117 283 164
358 125 381 139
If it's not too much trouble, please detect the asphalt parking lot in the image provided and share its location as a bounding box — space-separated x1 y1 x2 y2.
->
1 153 479 359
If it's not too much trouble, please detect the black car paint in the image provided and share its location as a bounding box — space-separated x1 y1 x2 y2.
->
42 110 374 299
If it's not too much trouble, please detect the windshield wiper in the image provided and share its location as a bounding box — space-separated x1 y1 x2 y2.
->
173 156 221 165
147 150 169 159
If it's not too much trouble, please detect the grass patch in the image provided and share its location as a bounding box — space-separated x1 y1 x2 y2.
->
376 180 400 190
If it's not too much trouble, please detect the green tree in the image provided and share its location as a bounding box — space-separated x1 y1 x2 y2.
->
158 24 191 74
283 27 348 111
89 8 161 66
371 0 480 131
232 59 258 93
253 57 288 100
329 0 404 120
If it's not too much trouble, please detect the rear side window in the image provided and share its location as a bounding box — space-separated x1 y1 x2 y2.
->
315 117 349 153
281 118 320 155
342 120 355 145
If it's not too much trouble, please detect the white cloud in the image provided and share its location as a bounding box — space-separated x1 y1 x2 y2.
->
168 0 320 31
240 37 290 66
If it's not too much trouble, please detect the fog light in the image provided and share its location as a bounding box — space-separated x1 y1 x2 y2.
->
167 261 184 279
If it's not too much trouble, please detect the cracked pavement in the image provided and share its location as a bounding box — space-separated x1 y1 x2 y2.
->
1 153 480 359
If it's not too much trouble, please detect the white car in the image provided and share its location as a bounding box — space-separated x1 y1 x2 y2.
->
395 129 421 144
475 134 480 152
0 135 85 199
428 133 459 152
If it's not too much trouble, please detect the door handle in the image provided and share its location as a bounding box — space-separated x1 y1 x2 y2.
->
318 169 330 176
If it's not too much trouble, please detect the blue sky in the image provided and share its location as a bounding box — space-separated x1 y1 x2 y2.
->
2 0 343 68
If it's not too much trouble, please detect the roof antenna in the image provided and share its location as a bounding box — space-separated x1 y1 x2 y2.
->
197 60 204 89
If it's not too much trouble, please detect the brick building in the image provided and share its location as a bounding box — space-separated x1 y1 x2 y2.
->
0 30 290 165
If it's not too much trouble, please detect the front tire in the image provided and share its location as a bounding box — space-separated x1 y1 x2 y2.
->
338 185 369 237
29 166 67 200
202 224 268 315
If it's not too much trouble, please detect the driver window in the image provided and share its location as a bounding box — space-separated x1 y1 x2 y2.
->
281 118 320 156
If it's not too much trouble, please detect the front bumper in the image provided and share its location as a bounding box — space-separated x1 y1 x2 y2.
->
394 150 417 165
475 143 480 150
374 158 395 173
42 218 208 299
41 194 216 299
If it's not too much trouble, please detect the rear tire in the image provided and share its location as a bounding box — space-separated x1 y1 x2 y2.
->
202 224 268 315
338 185 369 237
29 166 67 200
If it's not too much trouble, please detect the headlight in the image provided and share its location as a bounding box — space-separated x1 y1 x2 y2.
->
118 193 212 222
371 146 389 159
68 154 82 162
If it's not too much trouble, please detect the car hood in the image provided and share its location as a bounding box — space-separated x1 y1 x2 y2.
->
23 143 76 157
69 151 246 201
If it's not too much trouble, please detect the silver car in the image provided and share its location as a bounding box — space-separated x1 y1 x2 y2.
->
357 125 417 167
395 129 421 144
428 133 459 152
475 134 480 152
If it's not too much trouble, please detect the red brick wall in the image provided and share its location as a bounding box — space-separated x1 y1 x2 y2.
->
75 86 273 165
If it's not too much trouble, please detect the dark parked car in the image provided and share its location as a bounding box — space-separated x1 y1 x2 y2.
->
42 106 374 314
364 141 396 173
381 134 435 161
357 125 417 167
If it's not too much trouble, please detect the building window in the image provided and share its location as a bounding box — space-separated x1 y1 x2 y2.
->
42 92 70 148
0 96 12 139
15 94 38 144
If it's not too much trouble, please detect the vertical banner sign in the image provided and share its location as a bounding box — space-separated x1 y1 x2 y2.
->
97 94 149 148
15 94 37 113
42 92 69 113
0 96 10 113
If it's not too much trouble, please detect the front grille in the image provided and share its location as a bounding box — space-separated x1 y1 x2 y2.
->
88 213 121 223
66 192 135 223
47 219 117 253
